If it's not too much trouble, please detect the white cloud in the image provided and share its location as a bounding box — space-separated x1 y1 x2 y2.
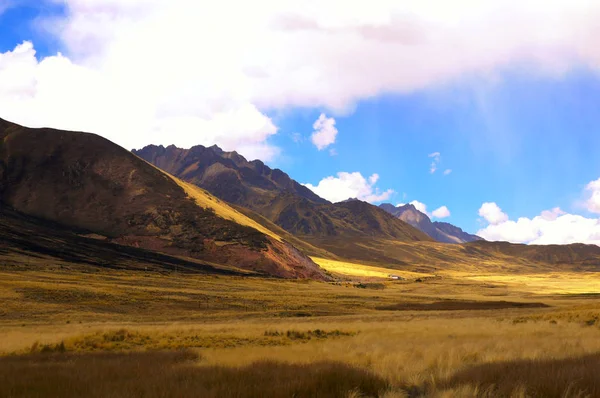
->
428 152 441 174
0 41 279 161
4 0 600 160
432 205 451 219
477 178 600 245
443 169 452 175
478 202 509 225
329 148 338 156
311 113 338 150
303 172 394 203
585 178 600 214
477 209 600 245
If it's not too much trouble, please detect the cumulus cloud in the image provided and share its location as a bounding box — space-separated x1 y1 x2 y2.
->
311 113 338 150
477 209 600 245
478 202 509 225
477 179 600 245
4 0 600 159
432 205 451 219
585 178 600 214
303 172 394 203
0 41 279 161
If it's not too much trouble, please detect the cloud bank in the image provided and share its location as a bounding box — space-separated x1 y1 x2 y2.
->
477 179 600 245
2 0 600 159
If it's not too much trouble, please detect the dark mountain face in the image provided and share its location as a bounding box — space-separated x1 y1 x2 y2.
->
133 144 328 207
134 145 433 242
0 118 329 280
379 203 483 244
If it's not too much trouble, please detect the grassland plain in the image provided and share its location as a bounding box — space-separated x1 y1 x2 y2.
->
1 267 600 397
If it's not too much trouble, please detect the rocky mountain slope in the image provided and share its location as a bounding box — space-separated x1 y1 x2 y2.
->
0 118 328 280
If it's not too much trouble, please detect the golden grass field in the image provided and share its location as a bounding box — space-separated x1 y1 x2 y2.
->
1 262 600 397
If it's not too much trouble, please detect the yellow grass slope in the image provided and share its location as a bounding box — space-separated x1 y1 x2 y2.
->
169 176 282 242
311 257 431 279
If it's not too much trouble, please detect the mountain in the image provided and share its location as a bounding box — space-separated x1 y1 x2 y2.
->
134 145 432 243
378 203 483 244
0 118 329 280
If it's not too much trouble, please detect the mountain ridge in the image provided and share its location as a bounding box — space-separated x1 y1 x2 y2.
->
134 144 433 243
378 203 483 244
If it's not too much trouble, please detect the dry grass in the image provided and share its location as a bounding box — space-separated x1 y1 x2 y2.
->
0 352 387 398
312 257 432 279
1 268 600 397
458 272 600 294
439 353 600 397
171 177 282 241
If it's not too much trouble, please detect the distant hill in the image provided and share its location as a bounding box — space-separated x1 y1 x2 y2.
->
134 145 432 243
0 118 329 280
379 203 483 244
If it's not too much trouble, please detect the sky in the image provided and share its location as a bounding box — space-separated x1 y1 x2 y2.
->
1 0 600 245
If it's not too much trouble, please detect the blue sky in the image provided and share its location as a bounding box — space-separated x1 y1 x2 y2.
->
1 1 600 244
0 1 64 56
271 72 600 233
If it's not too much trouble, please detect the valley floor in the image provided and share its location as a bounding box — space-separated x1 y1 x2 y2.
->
1 268 600 397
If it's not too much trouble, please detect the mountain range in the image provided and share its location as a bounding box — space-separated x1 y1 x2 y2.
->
133 145 431 241
134 145 482 245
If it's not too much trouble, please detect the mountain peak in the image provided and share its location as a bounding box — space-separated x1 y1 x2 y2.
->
379 202 482 244
208 144 224 153
339 197 361 203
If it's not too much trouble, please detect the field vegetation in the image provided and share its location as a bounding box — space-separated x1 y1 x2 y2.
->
1 266 600 397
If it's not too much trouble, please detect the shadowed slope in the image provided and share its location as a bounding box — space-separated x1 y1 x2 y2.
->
0 118 328 280
0 207 252 275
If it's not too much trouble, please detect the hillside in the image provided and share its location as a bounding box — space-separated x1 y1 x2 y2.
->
0 118 329 280
379 203 482 244
134 145 432 242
